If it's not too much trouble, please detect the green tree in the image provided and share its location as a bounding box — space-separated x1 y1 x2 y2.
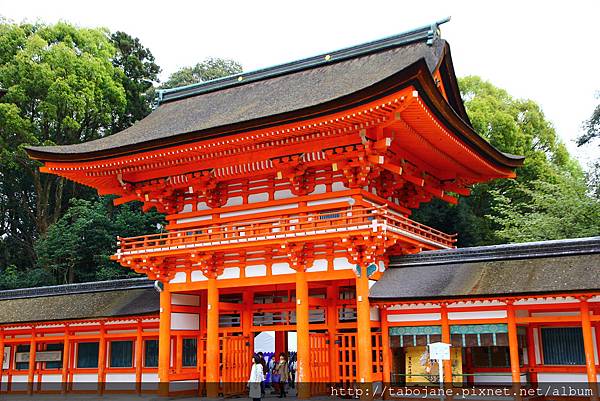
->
0 20 126 246
0 21 163 279
160 57 242 89
110 31 160 132
413 76 593 245
489 177 600 243
32 197 165 286
577 92 600 148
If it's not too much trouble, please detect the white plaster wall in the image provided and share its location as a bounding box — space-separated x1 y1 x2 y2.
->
307 196 354 207
197 201 210 211
274 189 294 200
272 262 295 275
176 214 212 225
169 271 187 284
309 184 327 195
105 373 136 390
370 307 380 321
306 259 328 272
4 375 28 391
224 196 244 207
221 203 297 218
191 270 207 281
221 266 241 279
245 264 267 277
37 373 62 387
331 181 348 192
248 192 269 203
171 312 200 330
72 374 98 391
448 310 507 320
387 313 441 322
142 372 159 382
333 257 354 270
538 373 588 382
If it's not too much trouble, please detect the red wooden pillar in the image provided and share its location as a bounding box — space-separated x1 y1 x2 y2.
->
0 330 5 391
580 299 598 397
135 321 143 394
327 284 338 383
61 329 70 393
506 302 521 400
525 323 538 386
97 324 107 395
296 267 311 398
243 289 254 362
440 303 453 384
380 307 392 384
27 332 36 395
356 271 373 385
206 275 220 397
275 331 287 357
158 287 172 396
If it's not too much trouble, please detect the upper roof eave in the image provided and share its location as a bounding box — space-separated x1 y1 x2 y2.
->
156 17 451 105
25 59 524 171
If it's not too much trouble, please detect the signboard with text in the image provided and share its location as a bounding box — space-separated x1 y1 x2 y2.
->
15 351 62 363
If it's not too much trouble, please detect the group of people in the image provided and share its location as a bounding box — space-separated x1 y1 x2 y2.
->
248 352 295 401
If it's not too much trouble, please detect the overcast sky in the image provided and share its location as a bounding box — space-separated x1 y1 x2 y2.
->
2 0 599 165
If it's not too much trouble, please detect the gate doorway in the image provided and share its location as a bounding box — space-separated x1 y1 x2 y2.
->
220 334 252 396
334 332 383 384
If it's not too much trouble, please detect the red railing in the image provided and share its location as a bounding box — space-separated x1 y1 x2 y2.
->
116 206 455 258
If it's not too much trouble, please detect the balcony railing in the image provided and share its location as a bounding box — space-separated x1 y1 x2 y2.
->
115 206 455 259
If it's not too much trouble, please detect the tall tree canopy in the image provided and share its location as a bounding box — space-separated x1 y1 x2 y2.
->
160 57 242 89
33 198 165 286
0 19 245 288
413 76 598 245
110 31 160 132
577 92 600 148
0 20 126 270
577 92 600 198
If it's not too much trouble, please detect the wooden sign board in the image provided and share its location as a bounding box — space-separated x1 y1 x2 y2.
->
2 347 9 369
428 342 451 361
15 351 62 363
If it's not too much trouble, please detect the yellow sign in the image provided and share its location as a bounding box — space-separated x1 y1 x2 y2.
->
405 346 462 385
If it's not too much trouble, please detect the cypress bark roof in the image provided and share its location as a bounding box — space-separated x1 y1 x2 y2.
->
0 278 157 324
25 19 523 169
370 237 600 300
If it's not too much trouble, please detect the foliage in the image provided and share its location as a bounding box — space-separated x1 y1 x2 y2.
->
489 177 600 243
413 76 597 245
110 31 160 132
0 20 126 273
160 57 242 89
32 197 165 287
0 20 164 287
577 92 600 147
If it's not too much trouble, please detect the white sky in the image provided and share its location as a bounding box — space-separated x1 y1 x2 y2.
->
2 0 599 165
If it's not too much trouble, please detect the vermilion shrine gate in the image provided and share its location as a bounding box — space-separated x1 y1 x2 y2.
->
18 19 566 398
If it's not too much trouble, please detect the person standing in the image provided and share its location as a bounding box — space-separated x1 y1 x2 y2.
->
272 352 289 398
257 351 267 395
248 354 264 401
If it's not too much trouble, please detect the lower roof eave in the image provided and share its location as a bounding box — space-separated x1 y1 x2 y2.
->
369 289 600 304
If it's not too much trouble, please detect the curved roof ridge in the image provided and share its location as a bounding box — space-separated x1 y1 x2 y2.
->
157 17 451 105
389 236 600 267
0 277 153 301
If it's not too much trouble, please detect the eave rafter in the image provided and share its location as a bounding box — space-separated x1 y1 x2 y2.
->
39 86 513 213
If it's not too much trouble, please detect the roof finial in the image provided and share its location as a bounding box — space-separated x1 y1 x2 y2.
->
427 16 451 45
